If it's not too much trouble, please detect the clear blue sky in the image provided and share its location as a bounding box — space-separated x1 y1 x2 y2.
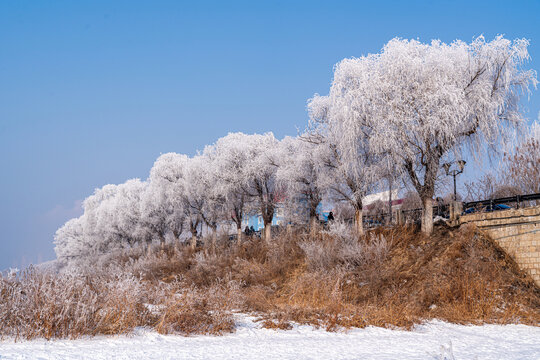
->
1 0 539 270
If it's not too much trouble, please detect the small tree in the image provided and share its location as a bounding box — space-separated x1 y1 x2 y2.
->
54 217 86 266
464 173 500 201
501 120 540 195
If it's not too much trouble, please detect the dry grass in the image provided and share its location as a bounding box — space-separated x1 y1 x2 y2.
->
1 223 539 340
0 269 155 340
0 267 242 340
267 224 540 329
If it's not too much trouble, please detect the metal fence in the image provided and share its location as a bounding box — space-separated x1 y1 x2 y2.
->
364 203 450 228
362 193 540 229
463 193 540 211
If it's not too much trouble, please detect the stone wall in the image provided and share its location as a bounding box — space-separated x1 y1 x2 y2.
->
460 205 540 286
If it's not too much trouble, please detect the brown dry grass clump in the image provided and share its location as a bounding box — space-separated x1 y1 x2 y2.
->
1 224 539 340
0 267 242 340
267 225 540 329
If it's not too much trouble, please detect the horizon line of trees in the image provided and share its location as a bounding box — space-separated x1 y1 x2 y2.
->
55 35 538 266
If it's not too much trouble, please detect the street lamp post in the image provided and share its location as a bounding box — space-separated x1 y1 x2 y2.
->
442 160 466 201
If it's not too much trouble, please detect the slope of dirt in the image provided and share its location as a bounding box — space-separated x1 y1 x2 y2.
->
372 224 539 324
259 224 540 329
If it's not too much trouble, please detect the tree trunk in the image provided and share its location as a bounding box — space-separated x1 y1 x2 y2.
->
211 227 217 248
189 219 199 250
233 204 244 245
354 208 364 236
264 224 272 242
309 216 318 237
158 232 165 247
309 194 320 236
421 197 433 234
404 154 439 236
237 226 243 245
190 228 197 250
257 182 274 243
172 230 181 250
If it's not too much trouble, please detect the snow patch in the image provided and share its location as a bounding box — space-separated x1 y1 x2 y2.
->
1 314 539 359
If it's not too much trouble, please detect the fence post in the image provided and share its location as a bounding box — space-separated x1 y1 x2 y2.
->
450 201 463 225
396 209 404 226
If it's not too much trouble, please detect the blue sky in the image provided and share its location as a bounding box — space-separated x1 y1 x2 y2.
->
1 0 539 270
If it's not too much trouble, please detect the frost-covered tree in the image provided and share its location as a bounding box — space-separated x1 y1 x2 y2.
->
55 179 146 265
208 132 280 241
315 35 537 234
307 95 382 236
80 183 120 254
82 182 140 253
143 153 209 249
203 133 249 243
275 136 324 230
54 216 86 265
375 36 536 233
241 133 281 241
107 179 146 245
143 153 187 245
187 154 226 246
173 155 207 248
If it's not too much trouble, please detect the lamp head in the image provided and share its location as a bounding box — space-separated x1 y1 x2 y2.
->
457 160 466 171
442 163 451 176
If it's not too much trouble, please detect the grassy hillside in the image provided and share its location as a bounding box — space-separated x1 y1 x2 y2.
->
2 224 539 340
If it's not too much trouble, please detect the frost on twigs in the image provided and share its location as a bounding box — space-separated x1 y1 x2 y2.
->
0 260 244 340
300 221 390 271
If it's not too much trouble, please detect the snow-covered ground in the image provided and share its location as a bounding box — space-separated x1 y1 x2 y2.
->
1 315 539 360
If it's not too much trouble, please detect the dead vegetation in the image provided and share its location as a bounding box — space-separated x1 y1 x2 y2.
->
1 224 539 340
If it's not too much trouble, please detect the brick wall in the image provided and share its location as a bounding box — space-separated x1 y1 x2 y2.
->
460 205 540 286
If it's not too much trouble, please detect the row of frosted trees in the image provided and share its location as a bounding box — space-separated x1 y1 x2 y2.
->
55 35 537 265
54 133 332 263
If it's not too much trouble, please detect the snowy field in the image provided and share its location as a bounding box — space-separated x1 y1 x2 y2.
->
1 315 539 360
